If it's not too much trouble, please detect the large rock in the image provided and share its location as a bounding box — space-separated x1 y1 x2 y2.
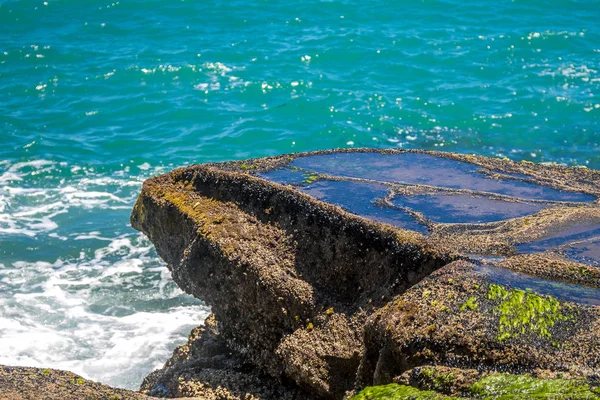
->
131 152 452 398
131 149 600 399
359 260 600 387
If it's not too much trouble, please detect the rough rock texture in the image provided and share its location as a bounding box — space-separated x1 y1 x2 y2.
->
140 314 314 400
394 365 482 395
130 149 600 399
359 261 600 388
131 154 452 398
497 253 600 287
0 365 155 400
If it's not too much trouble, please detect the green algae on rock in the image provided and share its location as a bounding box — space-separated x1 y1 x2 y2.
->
350 373 600 399
394 366 481 396
486 284 573 342
469 373 600 399
359 261 600 388
350 383 457 400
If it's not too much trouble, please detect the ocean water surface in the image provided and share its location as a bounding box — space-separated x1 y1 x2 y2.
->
1 0 599 390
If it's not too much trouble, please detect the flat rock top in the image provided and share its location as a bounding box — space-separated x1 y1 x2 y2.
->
242 150 599 258
209 149 600 305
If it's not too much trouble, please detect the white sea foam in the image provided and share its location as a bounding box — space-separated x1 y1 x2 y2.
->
78 177 142 187
193 82 221 91
0 159 207 389
0 234 208 389
0 302 207 389
9 160 55 171
539 63 598 82
0 160 147 238
202 61 232 75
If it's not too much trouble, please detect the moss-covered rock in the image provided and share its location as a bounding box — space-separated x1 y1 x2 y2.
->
359 261 600 389
350 372 600 399
350 383 456 399
394 366 481 395
469 373 600 399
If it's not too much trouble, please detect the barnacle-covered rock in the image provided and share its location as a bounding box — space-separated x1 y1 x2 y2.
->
131 149 600 399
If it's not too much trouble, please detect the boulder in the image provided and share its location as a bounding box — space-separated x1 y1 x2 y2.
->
131 152 451 398
131 149 600 399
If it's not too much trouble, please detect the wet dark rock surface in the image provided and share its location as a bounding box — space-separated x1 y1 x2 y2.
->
286 151 595 202
300 180 427 233
255 149 600 267
390 193 544 224
129 149 600 399
477 262 600 306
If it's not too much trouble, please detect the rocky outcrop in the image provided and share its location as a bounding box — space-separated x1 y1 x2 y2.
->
131 153 453 398
140 314 314 399
0 365 154 400
359 260 600 387
131 149 600 399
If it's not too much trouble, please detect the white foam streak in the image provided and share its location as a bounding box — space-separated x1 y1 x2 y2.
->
0 172 24 184
8 160 55 171
0 160 149 237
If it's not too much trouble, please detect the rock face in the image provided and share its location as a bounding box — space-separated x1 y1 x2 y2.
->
140 314 314 399
359 261 600 387
131 149 600 399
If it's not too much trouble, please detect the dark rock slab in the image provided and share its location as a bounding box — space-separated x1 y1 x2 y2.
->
563 237 600 267
289 152 595 202
517 220 600 254
495 253 600 289
515 217 600 267
476 263 600 306
254 150 600 266
300 180 427 233
390 193 544 224
259 167 307 186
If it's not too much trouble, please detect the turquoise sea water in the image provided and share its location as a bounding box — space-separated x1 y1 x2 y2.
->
1 0 599 390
